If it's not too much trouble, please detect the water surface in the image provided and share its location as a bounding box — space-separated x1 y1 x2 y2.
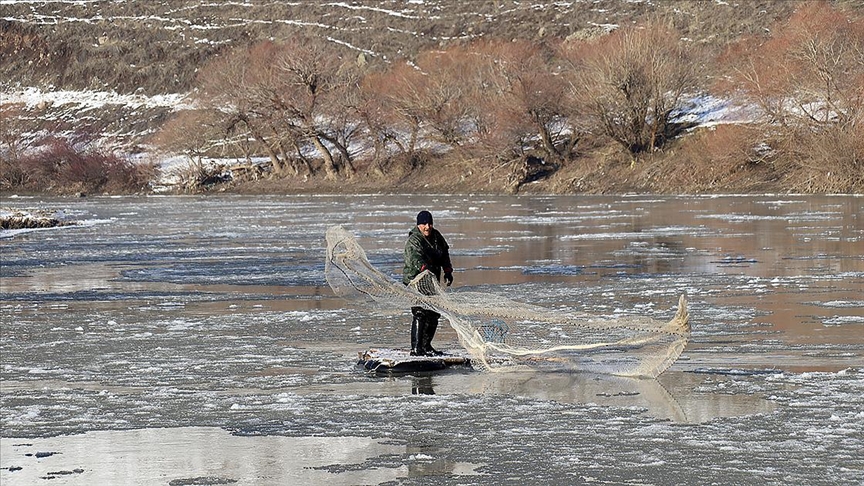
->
1 194 862 485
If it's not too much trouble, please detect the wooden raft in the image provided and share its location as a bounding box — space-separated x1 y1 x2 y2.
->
357 348 473 373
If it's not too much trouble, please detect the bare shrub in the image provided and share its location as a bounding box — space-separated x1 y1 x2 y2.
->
103 157 158 193
0 157 33 190
563 21 700 158
671 124 777 191
50 140 109 190
729 3 864 192
152 109 229 161
782 119 864 193
4 137 152 194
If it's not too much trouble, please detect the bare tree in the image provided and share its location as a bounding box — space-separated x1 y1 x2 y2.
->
360 63 425 163
194 38 361 180
269 37 360 179
470 39 574 163
195 42 292 177
564 22 698 157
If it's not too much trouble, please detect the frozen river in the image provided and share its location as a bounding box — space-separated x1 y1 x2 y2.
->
1 194 862 485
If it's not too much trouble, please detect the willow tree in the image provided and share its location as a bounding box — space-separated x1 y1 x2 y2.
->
469 39 574 163
196 37 360 179
564 22 699 157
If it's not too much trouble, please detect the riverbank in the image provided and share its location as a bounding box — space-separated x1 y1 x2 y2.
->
1 138 857 198
199 146 808 197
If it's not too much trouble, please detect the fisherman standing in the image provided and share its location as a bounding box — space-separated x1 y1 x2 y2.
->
403 210 453 356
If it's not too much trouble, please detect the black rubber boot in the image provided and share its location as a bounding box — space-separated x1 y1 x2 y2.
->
410 315 420 356
410 310 425 356
422 314 443 356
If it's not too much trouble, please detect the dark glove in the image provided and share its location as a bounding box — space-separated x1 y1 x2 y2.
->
444 272 453 287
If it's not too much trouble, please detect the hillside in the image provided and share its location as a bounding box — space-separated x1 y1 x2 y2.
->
2 1 862 195
2 1 804 94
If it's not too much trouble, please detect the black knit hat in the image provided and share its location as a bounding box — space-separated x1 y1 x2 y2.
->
416 210 433 225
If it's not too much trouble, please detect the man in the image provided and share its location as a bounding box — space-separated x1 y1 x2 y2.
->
403 210 453 356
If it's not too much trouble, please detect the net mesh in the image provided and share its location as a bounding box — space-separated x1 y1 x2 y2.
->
325 225 690 378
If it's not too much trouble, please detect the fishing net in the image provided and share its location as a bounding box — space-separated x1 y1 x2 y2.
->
325 225 690 378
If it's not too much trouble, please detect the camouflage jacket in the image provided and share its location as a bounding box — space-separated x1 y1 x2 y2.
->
402 226 452 285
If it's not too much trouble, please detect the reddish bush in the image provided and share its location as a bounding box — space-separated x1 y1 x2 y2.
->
562 22 699 157
726 3 864 192
673 124 775 191
1 137 154 194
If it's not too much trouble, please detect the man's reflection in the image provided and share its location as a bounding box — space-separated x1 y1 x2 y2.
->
411 375 435 395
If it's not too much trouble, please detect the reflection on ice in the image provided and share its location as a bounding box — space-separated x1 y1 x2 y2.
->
348 370 778 424
0 428 424 485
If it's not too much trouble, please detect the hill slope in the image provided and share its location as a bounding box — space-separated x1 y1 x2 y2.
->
2 1 862 195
